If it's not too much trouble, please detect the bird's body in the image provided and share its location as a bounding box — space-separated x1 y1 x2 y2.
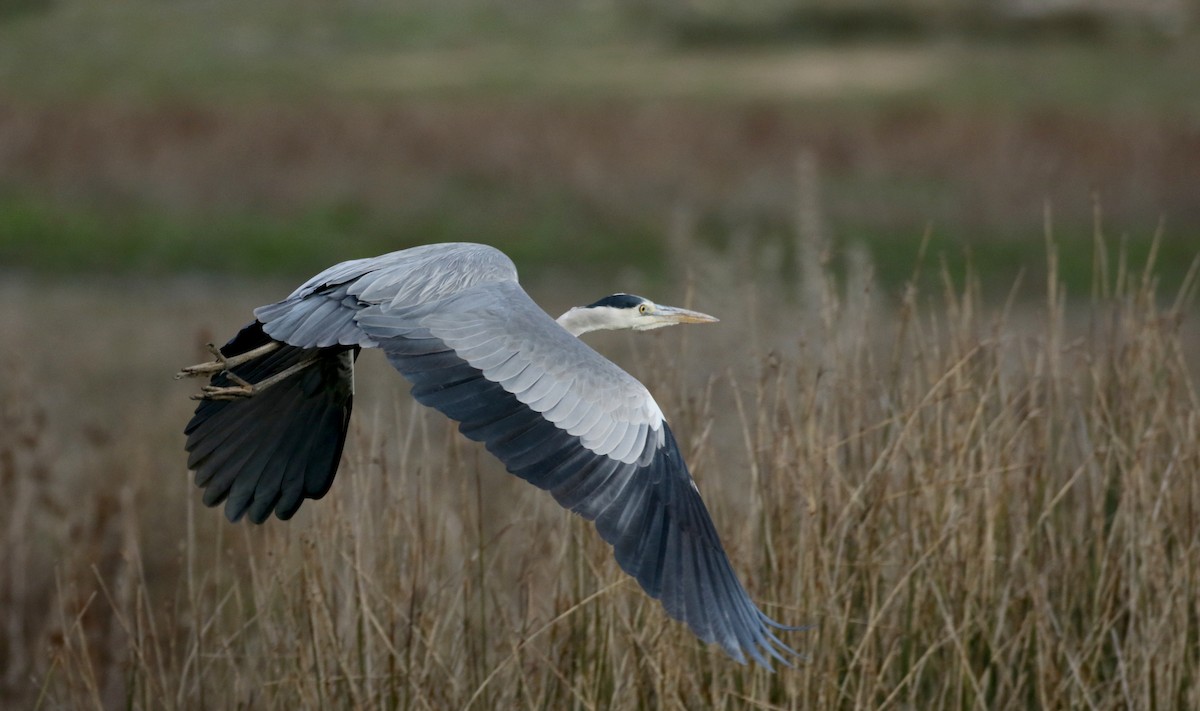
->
181 242 799 666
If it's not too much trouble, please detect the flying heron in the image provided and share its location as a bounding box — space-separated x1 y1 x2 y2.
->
178 242 800 666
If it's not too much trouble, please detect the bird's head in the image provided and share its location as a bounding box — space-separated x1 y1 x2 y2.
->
556 293 718 337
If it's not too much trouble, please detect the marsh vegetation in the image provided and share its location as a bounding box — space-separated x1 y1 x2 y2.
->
2 226 1197 708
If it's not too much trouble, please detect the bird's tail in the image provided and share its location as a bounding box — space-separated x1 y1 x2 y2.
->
183 321 358 523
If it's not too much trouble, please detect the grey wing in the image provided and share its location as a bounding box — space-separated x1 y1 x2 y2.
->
255 242 520 348
355 280 799 666
230 242 797 663
185 243 512 522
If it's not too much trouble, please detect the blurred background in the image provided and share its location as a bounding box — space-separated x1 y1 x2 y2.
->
2 1 1200 707
1 0 1198 287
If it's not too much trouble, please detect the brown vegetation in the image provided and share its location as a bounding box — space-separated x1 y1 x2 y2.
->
1 223 1197 708
3 100 1198 236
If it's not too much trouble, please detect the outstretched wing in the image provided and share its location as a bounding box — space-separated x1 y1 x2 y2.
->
249 242 799 664
365 290 796 665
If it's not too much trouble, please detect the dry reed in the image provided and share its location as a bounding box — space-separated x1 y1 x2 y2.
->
1 223 1198 709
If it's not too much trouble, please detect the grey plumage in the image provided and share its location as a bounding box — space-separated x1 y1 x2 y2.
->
183 242 800 665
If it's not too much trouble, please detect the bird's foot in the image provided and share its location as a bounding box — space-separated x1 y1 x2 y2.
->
178 342 319 402
176 342 280 379
194 383 256 401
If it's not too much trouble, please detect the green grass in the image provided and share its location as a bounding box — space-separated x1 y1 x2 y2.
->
3 192 1194 300
0 191 665 279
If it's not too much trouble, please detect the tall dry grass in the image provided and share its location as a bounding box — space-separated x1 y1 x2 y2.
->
2 221 1198 708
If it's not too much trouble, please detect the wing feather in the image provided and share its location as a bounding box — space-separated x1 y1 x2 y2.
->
542 391 583 423
363 281 799 665
562 397 607 438
526 378 573 413
512 371 561 402
184 243 798 665
498 363 543 393
487 353 529 381
184 321 356 523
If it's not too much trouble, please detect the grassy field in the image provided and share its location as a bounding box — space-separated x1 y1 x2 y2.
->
1 227 1198 708
2 1 1200 707
2 99 1197 296
2 1 1200 292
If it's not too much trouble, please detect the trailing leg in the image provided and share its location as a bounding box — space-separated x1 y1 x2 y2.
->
181 321 359 523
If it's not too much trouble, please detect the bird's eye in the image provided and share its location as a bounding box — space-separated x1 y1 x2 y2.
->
638 304 649 314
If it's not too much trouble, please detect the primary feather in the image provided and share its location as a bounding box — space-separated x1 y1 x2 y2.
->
183 242 800 665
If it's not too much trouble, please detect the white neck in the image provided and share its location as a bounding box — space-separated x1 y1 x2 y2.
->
556 306 628 337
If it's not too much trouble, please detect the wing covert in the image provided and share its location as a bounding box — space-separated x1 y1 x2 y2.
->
365 282 798 665
254 243 519 349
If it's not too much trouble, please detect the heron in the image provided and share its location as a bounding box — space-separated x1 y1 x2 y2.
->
178 242 800 666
